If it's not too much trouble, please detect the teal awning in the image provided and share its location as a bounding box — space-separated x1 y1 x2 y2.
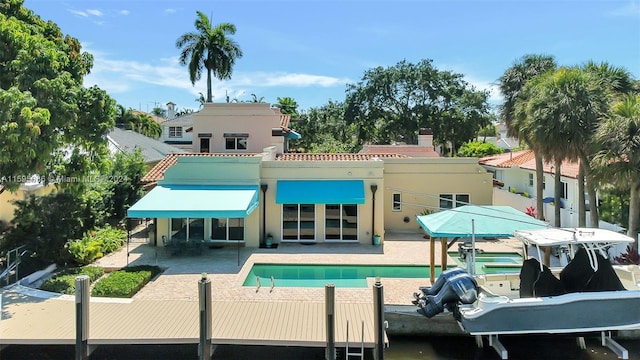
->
416 205 549 238
276 180 365 204
286 130 302 140
127 185 259 218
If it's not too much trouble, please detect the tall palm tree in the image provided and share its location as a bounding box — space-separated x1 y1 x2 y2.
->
499 54 556 221
592 94 640 246
176 11 243 103
523 67 609 227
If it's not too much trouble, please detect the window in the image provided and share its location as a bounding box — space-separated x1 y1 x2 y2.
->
224 133 249 150
325 204 358 241
169 126 182 138
392 193 401 211
211 217 244 241
439 194 469 210
561 181 568 200
542 175 546 190
528 173 534 187
282 204 315 241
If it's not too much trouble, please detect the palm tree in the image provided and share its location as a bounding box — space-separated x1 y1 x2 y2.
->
115 105 137 130
498 54 556 221
276 96 299 116
592 94 640 247
523 67 609 227
176 11 243 103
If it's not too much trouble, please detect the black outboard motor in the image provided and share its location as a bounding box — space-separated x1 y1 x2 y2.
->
416 273 478 318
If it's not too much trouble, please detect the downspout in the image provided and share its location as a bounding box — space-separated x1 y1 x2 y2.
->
371 184 378 245
260 184 268 246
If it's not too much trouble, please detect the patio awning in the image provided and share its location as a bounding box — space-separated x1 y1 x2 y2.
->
276 180 365 204
127 185 259 218
286 130 302 140
416 205 549 238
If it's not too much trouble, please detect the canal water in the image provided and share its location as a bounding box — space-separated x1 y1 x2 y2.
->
2 335 639 359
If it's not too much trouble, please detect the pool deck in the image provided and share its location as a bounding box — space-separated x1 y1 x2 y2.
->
0 232 524 349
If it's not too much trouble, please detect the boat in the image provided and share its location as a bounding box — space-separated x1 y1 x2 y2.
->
412 227 640 359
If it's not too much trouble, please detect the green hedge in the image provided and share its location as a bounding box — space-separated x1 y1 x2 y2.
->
91 265 162 298
39 266 105 294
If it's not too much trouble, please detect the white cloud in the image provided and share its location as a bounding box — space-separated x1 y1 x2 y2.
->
86 9 103 17
607 1 640 17
164 8 177 14
119 10 130 16
68 9 88 17
464 76 503 104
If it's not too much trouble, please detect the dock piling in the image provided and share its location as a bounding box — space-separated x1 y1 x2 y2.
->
199 273 212 360
373 279 385 360
325 283 336 360
75 275 90 360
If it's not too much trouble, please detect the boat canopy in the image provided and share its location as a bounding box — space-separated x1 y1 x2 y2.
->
514 228 634 247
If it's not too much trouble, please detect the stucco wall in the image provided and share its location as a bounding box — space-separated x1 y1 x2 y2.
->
382 158 493 232
192 103 283 153
259 159 385 245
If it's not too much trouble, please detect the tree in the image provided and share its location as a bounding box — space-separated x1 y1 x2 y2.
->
275 97 299 116
521 67 610 227
115 105 162 139
592 94 640 246
291 100 358 153
248 93 265 103
498 54 557 221
176 11 243 103
458 141 504 157
344 59 491 152
0 1 115 192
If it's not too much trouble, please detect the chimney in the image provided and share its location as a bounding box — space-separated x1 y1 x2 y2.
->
418 128 433 147
166 101 176 120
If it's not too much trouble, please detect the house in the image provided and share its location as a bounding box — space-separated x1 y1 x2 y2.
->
159 102 195 151
0 177 53 227
359 129 440 158
127 103 493 248
191 103 299 154
478 150 623 231
107 127 183 167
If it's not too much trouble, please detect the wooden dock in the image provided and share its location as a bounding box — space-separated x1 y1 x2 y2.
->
0 286 385 348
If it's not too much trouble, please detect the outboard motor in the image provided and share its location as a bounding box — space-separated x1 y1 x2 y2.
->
416 273 478 318
416 267 467 297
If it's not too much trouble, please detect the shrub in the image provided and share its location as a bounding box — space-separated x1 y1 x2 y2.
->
67 226 126 265
523 192 530 198
39 266 104 294
91 265 162 298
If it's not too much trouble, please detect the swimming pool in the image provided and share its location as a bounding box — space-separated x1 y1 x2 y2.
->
243 264 439 288
243 253 523 288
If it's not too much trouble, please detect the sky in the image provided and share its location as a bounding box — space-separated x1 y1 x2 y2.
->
23 0 640 114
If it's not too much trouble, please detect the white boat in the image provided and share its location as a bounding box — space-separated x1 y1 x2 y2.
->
412 227 640 359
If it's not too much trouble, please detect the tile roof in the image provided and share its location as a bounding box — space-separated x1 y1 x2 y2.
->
275 153 407 161
141 153 260 183
359 145 439 158
131 110 165 125
479 150 580 179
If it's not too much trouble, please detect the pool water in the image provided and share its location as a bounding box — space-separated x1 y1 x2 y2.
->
243 264 441 288
243 252 524 288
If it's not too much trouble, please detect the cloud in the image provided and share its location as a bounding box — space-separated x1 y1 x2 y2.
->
607 1 640 17
68 8 103 18
464 76 503 104
119 10 130 16
86 9 103 17
68 9 89 17
164 8 177 14
82 50 349 104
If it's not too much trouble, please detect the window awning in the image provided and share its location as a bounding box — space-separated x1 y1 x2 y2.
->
127 185 259 218
286 130 302 140
276 180 365 204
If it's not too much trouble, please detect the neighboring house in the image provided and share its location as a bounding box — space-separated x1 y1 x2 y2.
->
359 129 440 158
478 150 622 231
0 177 54 226
127 102 495 248
107 127 183 167
159 116 194 151
191 103 299 154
